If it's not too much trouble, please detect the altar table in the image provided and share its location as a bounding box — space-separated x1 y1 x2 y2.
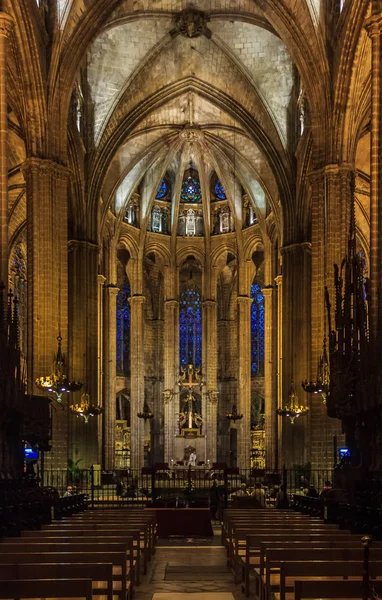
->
145 508 213 537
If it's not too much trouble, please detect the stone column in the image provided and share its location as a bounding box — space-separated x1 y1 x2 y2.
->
97 274 106 463
262 286 276 469
203 299 218 463
22 158 69 468
68 240 100 466
130 295 145 470
237 295 252 467
275 275 283 470
0 11 13 289
280 243 311 468
365 11 382 343
102 285 118 469
163 299 178 463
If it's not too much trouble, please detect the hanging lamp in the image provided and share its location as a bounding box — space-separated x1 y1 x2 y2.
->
35 335 83 403
226 402 243 423
302 338 330 404
69 393 103 424
277 381 309 424
137 403 154 421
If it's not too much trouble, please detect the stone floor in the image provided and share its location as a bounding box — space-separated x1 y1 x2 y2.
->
135 536 245 599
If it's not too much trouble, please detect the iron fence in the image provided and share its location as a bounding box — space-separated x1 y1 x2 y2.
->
38 466 333 509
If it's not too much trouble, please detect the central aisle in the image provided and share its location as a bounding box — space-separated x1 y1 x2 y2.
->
135 543 244 599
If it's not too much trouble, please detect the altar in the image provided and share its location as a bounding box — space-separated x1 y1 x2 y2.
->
173 435 207 464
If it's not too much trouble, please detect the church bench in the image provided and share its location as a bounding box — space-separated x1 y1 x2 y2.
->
263 546 382 600
277 560 382 600
293 579 382 600
36 525 146 576
0 552 129 600
59 515 156 559
0 578 93 600
227 522 338 569
239 532 354 595
7 535 139 584
0 562 114 600
0 541 136 590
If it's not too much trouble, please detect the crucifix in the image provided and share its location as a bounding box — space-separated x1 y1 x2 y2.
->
178 364 203 429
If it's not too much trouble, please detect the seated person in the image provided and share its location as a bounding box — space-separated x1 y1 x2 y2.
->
251 482 266 507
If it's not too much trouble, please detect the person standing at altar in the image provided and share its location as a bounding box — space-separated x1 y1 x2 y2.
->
188 451 196 467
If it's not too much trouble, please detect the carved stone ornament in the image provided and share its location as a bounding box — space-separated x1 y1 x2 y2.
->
163 389 176 404
175 8 211 39
179 125 204 143
206 389 219 404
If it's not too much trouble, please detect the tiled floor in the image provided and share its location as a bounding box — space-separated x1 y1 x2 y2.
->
135 542 245 600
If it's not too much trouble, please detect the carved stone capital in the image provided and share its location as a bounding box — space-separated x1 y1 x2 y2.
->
0 12 14 38
22 157 71 181
280 242 311 256
365 14 382 39
174 8 211 39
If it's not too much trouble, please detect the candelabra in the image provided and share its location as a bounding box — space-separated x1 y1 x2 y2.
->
69 393 103 423
137 403 154 421
35 335 82 403
277 381 310 424
226 403 243 423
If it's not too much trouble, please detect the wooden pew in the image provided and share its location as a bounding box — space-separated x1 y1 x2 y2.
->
294 579 382 600
278 560 382 600
4 536 138 584
0 578 93 600
51 517 154 566
263 547 382 600
0 563 114 600
240 533 355 596
0 552 129 600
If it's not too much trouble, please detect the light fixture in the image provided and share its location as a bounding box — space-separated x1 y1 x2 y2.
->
277 381 310 424
137 403 154 421
302 338 330 404
35 335 82 403
226 403 243 423
69 393 103 423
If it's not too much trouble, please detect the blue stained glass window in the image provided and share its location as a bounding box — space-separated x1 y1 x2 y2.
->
116 281 130 375
179 286 202 369
215 179 226 200
156 179 167 199
251 282 265 375
181 175 202 203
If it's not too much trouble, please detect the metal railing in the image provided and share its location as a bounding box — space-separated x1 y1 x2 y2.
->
39 466 333 509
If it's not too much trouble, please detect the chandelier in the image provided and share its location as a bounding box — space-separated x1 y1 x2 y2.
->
137 403 154 421
277 381 310 424
226 403 243 423
302 338 330 404
69 393 103 423
35 335 83 403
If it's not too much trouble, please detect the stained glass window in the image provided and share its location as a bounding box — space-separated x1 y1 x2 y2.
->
215 179 226 200
156 179 168 199
179 286 202 368
116 281 130 375
181 175 202 203
251 282 264 375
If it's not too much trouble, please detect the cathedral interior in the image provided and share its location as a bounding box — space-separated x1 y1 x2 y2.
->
0 0 380 495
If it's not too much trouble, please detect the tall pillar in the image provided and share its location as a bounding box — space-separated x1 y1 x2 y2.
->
275 275 283 470
280 243 311 468
68 240 100 466
0 11 13 290
97 274 106 463
203 299 218 463
365 11 382 342
262 286 276 469
130 295 145 470
23 158 69 468
237 296 252 467
163 299 178 463
102 284 118 469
